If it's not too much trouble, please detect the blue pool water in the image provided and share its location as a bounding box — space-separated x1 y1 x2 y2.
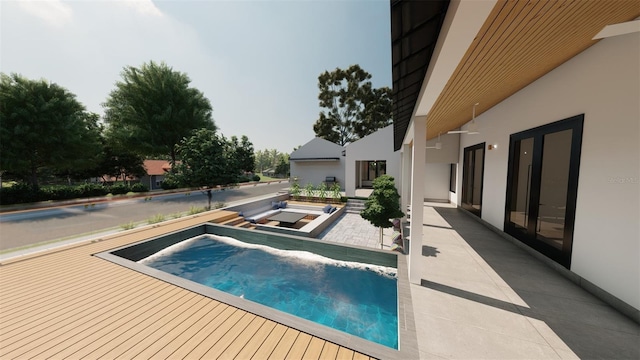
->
139 235 398 349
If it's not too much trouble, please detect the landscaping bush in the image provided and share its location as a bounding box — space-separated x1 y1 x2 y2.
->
252 174 260 182
77 183 109 197
160 177 180 190
0 183 43 205
130 183 149 193
237 175 251 183
109 183 130 195
44 186 81 201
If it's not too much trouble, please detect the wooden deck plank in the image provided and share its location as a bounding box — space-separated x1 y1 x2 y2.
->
233 319 278 359
135 299 229 359
303 337 326 360
216 316 267 359
320 341 340 359
285 331 313 359
167 305 237 358
1 282 177 358
0 275 167 344
0 266 157 339
0 267 144 331
199 311 258 359
85 292 203 359
268 327 301 360
251 323 289 359
106 298 221 358
352 352 371 360
0 263 133 310
336 346 356 360
182 310 247 359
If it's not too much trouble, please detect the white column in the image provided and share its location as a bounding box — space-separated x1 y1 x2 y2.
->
409 116 426 284
401 144 412 217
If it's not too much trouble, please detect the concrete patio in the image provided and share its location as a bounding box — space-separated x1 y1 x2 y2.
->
320 202 639 359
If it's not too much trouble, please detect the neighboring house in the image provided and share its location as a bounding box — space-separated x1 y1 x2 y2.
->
392 0 639 319
344 125 401 197
289 137 345 189
140 160 172 190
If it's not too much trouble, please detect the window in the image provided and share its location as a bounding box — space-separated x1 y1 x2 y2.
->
449 164 457 193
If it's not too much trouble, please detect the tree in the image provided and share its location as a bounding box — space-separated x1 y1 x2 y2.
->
360 175 404 249
102 61 215 164
275 155 289 177
172 129 238 189
313 64 392 146
232 135 255 173
0 73 102 188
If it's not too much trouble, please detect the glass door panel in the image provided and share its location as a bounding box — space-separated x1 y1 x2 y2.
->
462 143 485 217
536 129 572 248
472 147 484 211
509 137 534 231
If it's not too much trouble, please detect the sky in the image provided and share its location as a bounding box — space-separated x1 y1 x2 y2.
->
0 0 392 154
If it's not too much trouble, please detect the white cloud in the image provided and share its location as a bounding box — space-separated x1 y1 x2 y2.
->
17 0 73 27
117 0 163 17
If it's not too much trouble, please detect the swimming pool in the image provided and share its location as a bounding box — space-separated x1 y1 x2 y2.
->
98 223 416 359
139 234 399 349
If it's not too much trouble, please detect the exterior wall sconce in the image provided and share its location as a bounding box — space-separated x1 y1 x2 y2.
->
488 144 498 150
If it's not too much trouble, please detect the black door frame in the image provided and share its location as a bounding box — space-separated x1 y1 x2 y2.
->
461 142 486 217
504 114 584 268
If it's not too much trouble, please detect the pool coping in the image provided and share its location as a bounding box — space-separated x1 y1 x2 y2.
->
95 223 418 360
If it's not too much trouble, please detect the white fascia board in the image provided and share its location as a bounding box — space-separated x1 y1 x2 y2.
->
593 19 640 39
413 0 498 119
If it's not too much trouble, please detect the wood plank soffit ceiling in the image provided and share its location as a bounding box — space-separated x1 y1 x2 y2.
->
396 0 640 142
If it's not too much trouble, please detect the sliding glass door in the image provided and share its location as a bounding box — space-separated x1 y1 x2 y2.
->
462 143 485 217
505 115 583 268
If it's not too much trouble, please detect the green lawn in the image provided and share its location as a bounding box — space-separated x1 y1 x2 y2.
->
257 173 286 182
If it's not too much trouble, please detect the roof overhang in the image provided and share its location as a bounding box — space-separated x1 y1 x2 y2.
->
392 0 640 149
289 158 340 162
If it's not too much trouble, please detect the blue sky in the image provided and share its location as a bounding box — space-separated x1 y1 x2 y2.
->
1 0 391 153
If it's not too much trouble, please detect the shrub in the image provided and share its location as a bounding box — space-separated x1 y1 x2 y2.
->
147 214 165 224
78 183 109 197
237 175 251 183
130 183 149 193
189 206 206 215
109 183 130 195
252 174 261 182
0 183 42 205
120 221 136 230
160 177 180 190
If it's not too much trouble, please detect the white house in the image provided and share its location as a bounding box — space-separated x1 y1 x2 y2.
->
344 125 401 197
289 137 345 189
392 0 639 321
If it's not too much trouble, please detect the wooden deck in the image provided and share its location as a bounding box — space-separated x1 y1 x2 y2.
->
0 210 373 359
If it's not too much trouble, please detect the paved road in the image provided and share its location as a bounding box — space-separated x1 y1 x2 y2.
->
0 182 289 252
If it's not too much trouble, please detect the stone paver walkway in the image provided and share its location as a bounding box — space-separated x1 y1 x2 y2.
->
318 212 399 250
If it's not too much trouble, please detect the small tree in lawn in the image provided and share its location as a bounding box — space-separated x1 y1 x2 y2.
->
360 175 404 249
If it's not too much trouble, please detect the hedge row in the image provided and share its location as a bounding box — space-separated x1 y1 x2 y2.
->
0 182 149 205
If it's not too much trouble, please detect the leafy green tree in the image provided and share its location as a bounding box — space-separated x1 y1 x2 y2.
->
0 73 102 188
313 64 392 146
275 156 289 177
102 61 215 164
360 175 404 249
172 129 238 189
232 135 255 173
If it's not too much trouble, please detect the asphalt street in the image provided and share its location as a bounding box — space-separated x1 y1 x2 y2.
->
0 182 289 252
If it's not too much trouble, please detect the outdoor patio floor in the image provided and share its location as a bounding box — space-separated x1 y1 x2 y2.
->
1 202 638 359
0 210 373 360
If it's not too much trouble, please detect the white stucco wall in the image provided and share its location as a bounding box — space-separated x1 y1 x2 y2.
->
345 126 401 196
457 33 639 310
423 163 451 201
289 138 345 188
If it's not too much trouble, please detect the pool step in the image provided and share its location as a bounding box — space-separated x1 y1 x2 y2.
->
236 221 252 228
219 215 245 226
345 199 366 214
